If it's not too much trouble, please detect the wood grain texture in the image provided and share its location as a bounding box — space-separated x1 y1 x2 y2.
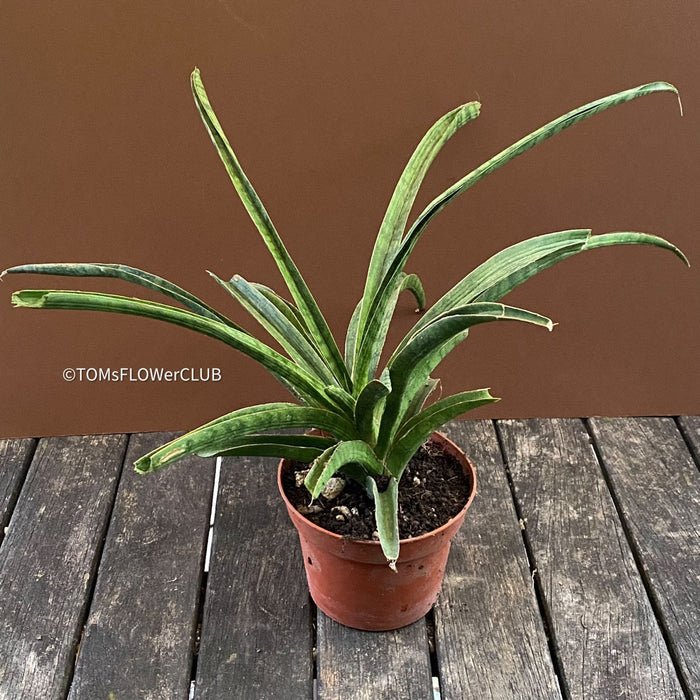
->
316 613 432 700
589 417 700 696
194 455 313 700
67 432 215 700
498 419 683 700
0 434 127 700
678 415 700 470
0 437 35 539
434 420 562 700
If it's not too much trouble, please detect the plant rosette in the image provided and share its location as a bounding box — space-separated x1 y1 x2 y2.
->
3 70 689 631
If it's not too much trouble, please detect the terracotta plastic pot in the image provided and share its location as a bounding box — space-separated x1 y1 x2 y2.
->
278 431 476 631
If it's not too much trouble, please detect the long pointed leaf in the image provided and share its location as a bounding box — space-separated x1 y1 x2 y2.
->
191 69 350 388
401 229 687 348
135 403 357 473
376 303 553 455
354 378 391 443
2 262 242 330
250 282 308 335
209 272 338 385
358 101 481 343
362 82 680 362
386 389 499 477
352 271 426 388
210 433 336 461
344 299 363 372
12 289 334 409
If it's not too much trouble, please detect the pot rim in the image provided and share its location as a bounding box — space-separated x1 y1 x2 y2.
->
277 430 476 549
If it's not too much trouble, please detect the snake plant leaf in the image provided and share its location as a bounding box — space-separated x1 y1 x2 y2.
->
355 378 392 443
400 229 687 348
376 303 553 456
249 282 309 336
386 389 499 478
322 385 357 420
209 272 338 385
358 101 481 345
344 299 363 372
370 477 400 566
362 82 681 362
352 271 427 387
191 69 350 389
1 262 242 330
201 433 336 461
12 289 335 410
304 440 384 499
400 377 441 428
134 403 358 473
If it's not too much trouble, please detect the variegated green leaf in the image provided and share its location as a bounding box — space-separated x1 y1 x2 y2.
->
352 271 427 387
304 440 384 499
209 272 338 385
12 290 334 410
376 303 553 456
386 389 499 478
191 69 350 389
370 477 400 566
362 83 681 363
1 262 242 329
211 433 336 461
250 282 308 335
400 377 441 427
134 403 357 473
354 378 391 443
400 229 687 349
358 101 481 347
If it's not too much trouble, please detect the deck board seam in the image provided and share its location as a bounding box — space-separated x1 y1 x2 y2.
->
0 437 38 550
583 418 693 700
493 418 571 700
63 433 130 700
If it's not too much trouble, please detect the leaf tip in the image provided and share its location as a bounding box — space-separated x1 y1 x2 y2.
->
388 559 398 572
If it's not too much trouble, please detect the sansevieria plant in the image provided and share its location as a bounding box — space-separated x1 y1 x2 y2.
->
3 70 688 566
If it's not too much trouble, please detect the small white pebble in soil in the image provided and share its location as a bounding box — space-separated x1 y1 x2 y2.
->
321 477 345 500
331 505 352 520
295 469 310 488
413 476 421 485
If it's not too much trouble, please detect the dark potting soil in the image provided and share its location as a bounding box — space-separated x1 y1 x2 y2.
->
281 442 471 541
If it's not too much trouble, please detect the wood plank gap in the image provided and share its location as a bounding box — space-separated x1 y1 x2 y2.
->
674 416 700 475
188 456 222 691
63 434 131 695
493 419 571 700
0 437 38 549
426 607 439 681
584 418 694 700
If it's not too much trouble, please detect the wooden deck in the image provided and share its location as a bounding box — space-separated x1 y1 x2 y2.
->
0 417 698 699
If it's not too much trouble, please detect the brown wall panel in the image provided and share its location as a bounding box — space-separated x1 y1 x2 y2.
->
1 1 698 438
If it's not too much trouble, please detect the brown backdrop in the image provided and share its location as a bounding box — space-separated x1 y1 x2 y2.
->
1 1 698 438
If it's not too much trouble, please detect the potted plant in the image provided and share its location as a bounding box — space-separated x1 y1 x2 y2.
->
3 70 688 630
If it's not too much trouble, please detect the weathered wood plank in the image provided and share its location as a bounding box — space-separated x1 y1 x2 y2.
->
67 432 215 700
0 437 36 540
434 420 562 699
589 417 700 696
0 434 127 700
498 419 684 700
316 613 433 699
677 415 700 470
194 455 313 700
